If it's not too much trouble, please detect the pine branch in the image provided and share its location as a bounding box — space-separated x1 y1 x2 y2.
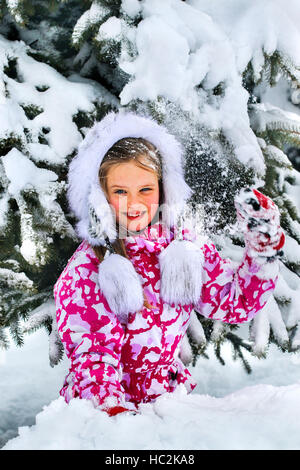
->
0 327 10 349
225 331 253 374
9 319 24 347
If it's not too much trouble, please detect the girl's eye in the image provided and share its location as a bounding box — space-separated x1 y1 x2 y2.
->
114 189 127 194
114 188 152 194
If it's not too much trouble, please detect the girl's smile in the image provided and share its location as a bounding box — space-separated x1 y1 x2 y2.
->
125 210 147 220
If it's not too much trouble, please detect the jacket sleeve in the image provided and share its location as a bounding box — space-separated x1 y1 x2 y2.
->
53 244 126 410
194 240 280 324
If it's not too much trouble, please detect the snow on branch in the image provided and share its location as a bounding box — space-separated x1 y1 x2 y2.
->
22 299 64 367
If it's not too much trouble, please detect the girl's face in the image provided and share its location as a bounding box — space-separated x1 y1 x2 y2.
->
106 159 160 234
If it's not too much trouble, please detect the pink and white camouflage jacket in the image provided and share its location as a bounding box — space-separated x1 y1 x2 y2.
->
54 220 279 413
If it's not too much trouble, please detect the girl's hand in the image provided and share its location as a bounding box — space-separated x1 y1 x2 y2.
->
104 406 139 417
234 188 285 258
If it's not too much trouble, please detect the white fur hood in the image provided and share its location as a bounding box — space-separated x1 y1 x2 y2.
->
66 110 205 319
67 110 193 246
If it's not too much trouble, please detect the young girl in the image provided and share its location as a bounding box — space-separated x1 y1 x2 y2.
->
54 111 285 417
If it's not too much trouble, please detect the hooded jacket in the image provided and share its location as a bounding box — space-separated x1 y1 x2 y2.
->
54 111 280 412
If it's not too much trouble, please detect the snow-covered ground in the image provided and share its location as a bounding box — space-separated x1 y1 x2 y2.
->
1 327 300 450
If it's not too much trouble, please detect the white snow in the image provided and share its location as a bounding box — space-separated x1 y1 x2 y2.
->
121 0 141 18
72 1 111 45
0 34 117 163
1 328 300 450
117 0 300 174
117 0 290 174
188 0 300 77
6 0 23 24
96 17 123 41
2 148 57 195
0 33 119 265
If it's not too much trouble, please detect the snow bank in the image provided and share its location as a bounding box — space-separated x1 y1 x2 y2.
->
2 329 300 450
0 329 67 448
3 381 300 450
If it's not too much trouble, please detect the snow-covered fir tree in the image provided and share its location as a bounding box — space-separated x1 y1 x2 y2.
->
0 4 118 361
0 0 300 372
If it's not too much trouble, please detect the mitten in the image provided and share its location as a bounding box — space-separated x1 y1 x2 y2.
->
234 188 285 258
105 406 131 416
104 406 138 417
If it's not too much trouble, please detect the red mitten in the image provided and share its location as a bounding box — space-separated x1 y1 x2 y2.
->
234 188 285 258
105 406 131 417
103 405 139 417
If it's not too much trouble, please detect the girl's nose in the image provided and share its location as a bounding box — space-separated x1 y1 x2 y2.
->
127 193 145 210
127 203 146 213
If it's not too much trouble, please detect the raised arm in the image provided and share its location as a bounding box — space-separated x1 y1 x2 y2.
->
194 241 280 323
194 188 285 324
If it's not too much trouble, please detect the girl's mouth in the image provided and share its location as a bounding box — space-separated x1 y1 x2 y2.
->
125 211 146 220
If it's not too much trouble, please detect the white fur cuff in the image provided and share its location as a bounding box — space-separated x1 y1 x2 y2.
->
98 254 144 323
159 240 205 306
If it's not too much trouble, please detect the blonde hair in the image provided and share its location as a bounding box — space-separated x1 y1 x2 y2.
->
93 137 163 310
